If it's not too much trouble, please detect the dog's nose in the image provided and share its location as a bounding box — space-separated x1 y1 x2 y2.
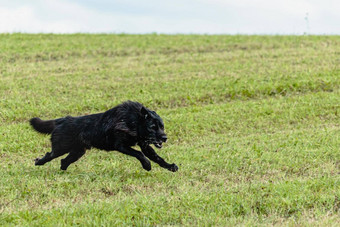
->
161 136 167 142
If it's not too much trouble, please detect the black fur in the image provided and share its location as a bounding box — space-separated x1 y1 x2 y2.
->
30 101 178 172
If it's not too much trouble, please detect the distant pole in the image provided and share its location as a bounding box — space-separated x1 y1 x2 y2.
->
304 12 310 35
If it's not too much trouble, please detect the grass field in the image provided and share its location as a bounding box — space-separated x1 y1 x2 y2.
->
0 34 339 226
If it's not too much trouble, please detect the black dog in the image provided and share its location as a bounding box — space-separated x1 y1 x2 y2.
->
30 101 178 172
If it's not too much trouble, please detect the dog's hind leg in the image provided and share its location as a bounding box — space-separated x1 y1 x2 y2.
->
35 148 68 166
60 148 86 170
35 151 54 165
35 138 69 166
35 129 70 166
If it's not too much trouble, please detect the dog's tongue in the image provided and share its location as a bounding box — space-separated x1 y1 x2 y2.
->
155 143 162 148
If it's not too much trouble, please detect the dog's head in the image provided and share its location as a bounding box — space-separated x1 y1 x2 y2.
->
139 107 167 149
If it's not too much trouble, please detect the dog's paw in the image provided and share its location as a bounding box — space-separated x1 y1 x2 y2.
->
142 160 152 171
34 158 41 165
168 163 179 172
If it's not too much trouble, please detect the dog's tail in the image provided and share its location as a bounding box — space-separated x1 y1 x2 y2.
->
29 117 56 134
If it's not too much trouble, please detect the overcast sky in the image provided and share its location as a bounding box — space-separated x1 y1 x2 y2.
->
0 0 339 34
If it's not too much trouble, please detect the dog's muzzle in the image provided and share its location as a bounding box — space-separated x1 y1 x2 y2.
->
153 136 167 149
154 142 163 148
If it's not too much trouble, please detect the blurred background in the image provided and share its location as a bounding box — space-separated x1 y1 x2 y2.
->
1 0 339 34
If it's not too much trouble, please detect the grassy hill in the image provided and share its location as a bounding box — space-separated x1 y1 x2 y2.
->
0 34 339 225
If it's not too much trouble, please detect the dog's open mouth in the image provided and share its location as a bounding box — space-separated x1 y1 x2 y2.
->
154 142 163 148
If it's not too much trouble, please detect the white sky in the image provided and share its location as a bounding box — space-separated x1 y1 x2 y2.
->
0 0 339 34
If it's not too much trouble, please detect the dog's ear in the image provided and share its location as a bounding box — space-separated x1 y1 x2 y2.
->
141 107 149 119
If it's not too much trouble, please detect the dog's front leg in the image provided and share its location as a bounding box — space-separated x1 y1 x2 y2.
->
140 145 178 172
116 145 151 171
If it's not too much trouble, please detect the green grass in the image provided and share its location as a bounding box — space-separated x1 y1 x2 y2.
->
0 34 339 226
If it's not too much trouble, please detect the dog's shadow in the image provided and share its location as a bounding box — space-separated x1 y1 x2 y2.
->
29 164 155 183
